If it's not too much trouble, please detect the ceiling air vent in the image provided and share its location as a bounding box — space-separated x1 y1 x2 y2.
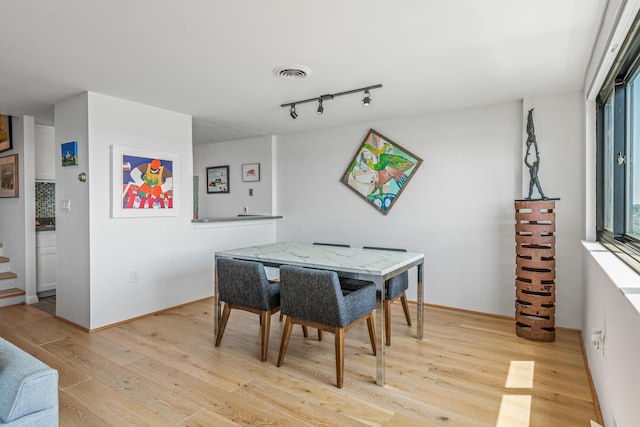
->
273 65 312 80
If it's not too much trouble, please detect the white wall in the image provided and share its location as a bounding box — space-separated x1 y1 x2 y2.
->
0 116 36 304
53 92 279 330
193 136 273 218
581 0 640 425
274 98 585 327
54 93 90 327
86 93 199 328
22 117 36 304
523 93 585 328
582 243 640 427
276 102 517 318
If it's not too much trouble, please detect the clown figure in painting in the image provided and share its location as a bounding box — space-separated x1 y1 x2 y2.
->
122 156 173 209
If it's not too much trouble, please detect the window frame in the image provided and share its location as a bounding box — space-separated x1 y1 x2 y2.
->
597 12 640 274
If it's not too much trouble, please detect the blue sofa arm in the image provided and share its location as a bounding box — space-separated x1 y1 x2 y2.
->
0 337 58 426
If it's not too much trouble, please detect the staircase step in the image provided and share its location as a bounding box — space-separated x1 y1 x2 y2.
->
0 287 25 307
0 287 24 299
0 256 8 263
0 271 18 281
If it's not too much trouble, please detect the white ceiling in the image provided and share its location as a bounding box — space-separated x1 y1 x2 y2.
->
0 1 606 145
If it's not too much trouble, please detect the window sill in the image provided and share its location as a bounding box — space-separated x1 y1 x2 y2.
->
583 240 640 314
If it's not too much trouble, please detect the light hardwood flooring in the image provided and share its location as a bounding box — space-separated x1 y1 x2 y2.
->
0 300 599 426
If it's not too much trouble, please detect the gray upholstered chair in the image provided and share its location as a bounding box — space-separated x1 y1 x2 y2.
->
215 257 282 362
277 241 355 322
277 265 376 388
363 246 412 346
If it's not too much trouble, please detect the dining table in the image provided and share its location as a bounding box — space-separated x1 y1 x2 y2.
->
213 242 425 386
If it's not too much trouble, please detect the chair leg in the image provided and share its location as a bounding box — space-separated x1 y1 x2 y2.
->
260 311 270 362
215 303 231 347
279 311 284 321
318 329 323 341
385 298 392 346
277 317 294 367
366 312 376 355
335 328 345 388
282 314 308 336
400 292 412 326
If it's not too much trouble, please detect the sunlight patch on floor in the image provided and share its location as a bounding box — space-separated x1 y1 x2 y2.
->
496 361 535 426
505 360 535 389
496 395 532 427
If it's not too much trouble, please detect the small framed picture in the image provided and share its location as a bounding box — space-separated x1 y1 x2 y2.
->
0 154 19 198
61 141 79 166
207 165 230 194
0 114 12 153
242 163 260 182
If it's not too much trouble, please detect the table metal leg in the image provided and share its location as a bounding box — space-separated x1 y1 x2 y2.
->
375 275 385 386
417 262 424 340
214 256 220 336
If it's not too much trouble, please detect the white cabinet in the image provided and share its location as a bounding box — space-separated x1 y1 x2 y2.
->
35 125 55 181
36 231 56 293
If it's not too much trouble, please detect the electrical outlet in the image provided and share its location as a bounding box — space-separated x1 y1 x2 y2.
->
130 271 139 284
249 188 253 196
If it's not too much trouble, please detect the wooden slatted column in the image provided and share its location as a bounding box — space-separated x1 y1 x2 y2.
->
514 200 556 342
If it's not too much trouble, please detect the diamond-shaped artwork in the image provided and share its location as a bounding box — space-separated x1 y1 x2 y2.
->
341 128 422 215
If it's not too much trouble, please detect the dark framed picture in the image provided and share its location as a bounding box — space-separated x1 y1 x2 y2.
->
207 165 229 194
0 114 12 153
0 154 19 198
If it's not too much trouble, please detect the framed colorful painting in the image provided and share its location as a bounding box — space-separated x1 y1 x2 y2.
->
0 154 19 198
206 165 229 193
0 114 12 153
341 128 422 215
111 145 180 218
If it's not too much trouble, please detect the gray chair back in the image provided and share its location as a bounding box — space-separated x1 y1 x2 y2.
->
280 265 375 328
217 258 279 311
363 246 409 299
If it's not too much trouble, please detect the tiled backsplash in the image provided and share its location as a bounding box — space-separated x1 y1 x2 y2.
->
35 182 56 218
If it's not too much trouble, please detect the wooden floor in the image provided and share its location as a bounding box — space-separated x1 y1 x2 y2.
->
0 300 599 426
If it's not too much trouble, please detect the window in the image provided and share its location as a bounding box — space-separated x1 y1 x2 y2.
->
597 14 640 272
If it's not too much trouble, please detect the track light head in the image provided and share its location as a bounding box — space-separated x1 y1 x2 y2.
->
362 90 371 107
290 105 297 119
317 99 324 115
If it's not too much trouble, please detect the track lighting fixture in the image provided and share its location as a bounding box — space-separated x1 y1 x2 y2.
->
362 90 371 107
281 84 382 119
